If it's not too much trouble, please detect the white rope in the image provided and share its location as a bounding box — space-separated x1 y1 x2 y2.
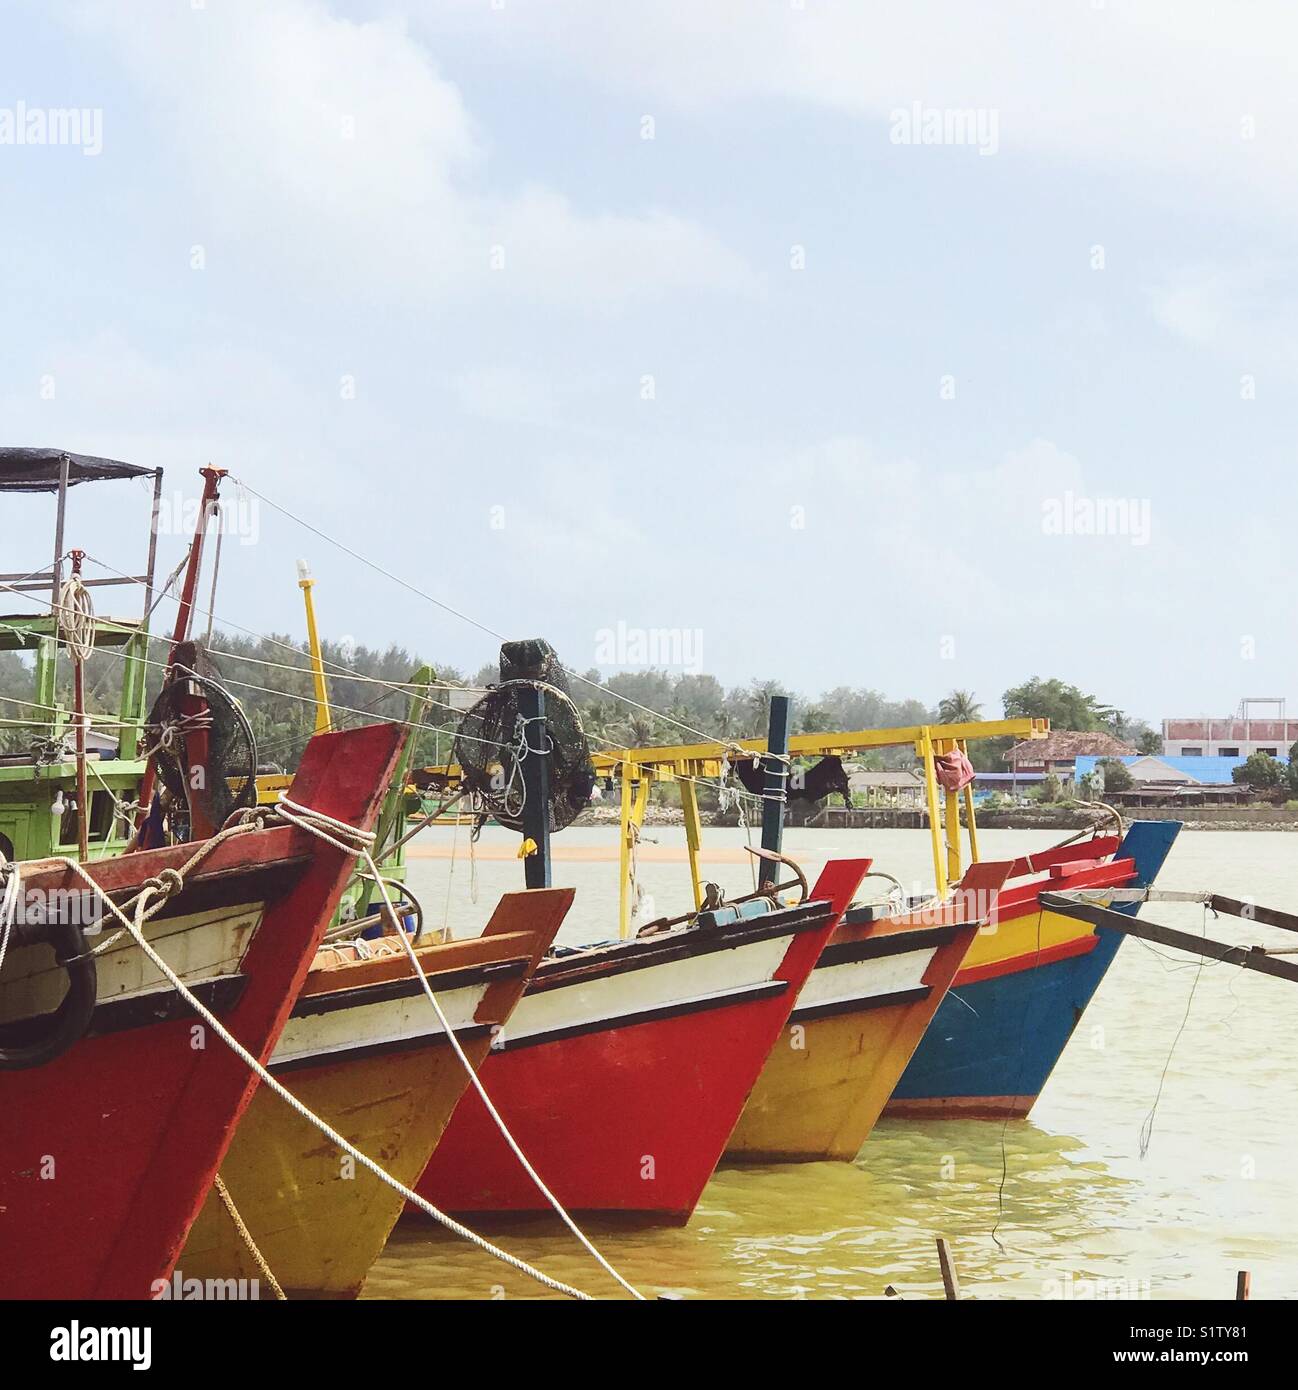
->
0 591 771 810
227 477 755 755
56 574 96 662
1 580 774 811
0 860 20 981
273 793 647 1301
80 552 489 702
53 838 604 1302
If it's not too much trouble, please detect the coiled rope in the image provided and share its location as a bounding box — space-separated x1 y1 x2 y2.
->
56 573 96 662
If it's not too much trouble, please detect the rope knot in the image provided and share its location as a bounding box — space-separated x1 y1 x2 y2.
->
144 866 186 901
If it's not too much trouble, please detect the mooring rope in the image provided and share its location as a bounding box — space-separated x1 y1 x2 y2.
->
55 846 602 1302
1 593 775 815
1137 903 1211 1158
212 1173 286 1301
272 794 647 1301
0 858 20 980
46 796 645 1299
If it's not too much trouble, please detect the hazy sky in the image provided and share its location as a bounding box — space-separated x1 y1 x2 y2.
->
2 1 1294 724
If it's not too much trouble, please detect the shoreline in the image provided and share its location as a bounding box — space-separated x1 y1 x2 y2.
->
571 805 1298 833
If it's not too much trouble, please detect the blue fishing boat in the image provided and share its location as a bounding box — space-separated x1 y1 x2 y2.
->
887 820 1181 1117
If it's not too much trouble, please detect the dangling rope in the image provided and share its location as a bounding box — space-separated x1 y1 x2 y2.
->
1138 904 1210 1158
202 502 224 647
272 794 647 1302
0 859 20 980
720 755 758 891
54 838 607 1302
58 570 97 861
212 1173 286 1301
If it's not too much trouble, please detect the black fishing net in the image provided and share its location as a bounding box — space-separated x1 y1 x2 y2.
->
453 638 595 834
142 644 257 841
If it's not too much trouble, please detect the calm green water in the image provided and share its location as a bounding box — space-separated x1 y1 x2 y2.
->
361 827 1298 1301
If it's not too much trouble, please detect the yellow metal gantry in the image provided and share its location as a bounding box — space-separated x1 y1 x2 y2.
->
592 717 1046 935
414 717 1047 938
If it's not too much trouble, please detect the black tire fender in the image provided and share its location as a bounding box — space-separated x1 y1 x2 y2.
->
0 918 98 1070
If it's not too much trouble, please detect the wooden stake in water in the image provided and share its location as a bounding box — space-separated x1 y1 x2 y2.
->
936 1237 961 1301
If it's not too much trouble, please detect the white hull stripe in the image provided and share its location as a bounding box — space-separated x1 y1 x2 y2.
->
270 981 489 1069
791 985 930 1025
0 900 267 1025
494 979 788 1053
506 931 794 1047
791 947 938 1017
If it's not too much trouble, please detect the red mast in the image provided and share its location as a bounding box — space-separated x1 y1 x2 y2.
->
132 467 226 843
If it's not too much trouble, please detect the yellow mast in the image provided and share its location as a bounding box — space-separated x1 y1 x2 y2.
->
296 559 333 735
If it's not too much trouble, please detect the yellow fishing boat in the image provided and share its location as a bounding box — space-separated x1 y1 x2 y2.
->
180 888 571 1298
726 858 1011 1161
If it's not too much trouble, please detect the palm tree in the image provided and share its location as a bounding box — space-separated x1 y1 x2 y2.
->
799 704 834 734
625 714 658 749
938 689 982 724
580 700 623 747
746 680 785 736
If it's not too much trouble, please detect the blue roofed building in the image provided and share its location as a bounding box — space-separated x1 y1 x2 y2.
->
1072 753 1279 786
1073 752 1287 804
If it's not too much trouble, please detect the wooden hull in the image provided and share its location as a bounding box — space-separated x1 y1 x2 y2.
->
417 860 868 1222
181 889 572 1298
0 723 405 1300
887 821 1180 1118
726 861 1012 1162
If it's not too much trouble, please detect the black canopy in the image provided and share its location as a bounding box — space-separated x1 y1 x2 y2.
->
0 448 157 493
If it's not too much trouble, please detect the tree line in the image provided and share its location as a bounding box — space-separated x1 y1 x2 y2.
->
0 631 1160 776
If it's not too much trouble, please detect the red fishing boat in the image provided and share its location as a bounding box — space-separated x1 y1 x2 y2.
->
0 720 404 1299
416 857 867 1223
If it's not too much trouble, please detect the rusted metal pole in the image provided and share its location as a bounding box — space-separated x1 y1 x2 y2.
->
132 467 225 841
51 452 69 610
171 467 225 648
1236 1270 1251 1301
69 550 89 863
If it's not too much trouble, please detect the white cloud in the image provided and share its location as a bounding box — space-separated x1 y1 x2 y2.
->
450 365 560 427
1149 264 1298 376
421 1 1298 220
66 0 754 308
